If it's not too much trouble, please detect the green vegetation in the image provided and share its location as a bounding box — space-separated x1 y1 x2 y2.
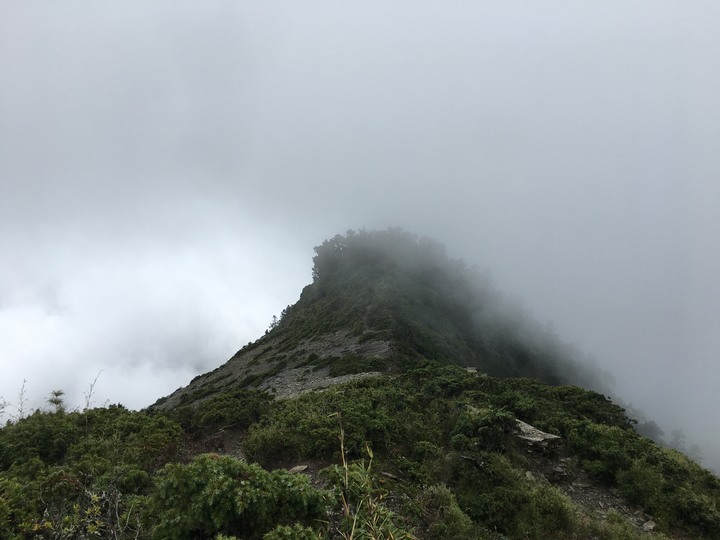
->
166 389 272 433
0 404 181 538
148 454 328 539
238 362 717 538
1 362 716 539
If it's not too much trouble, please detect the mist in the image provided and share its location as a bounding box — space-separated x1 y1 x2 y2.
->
1 3 719 469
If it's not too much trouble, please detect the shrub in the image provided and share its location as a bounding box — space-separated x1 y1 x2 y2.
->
243 386 401 466
168 390 271 433
0 411 81 468
617 459 664 508
147 454 329 540
416 484 480 540
451 407 517 452
327 355 387 377
263 523 323 539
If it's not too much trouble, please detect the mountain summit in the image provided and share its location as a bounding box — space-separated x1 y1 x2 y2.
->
155 229 608 409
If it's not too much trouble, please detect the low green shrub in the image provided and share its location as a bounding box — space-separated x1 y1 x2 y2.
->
167 390 271 433
262 523 322 539
327 355 387 377
451 407 517 452
416 484 484 540
146 454 328 540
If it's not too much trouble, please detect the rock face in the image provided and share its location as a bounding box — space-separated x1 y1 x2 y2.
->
151 329 393 410
257 366 382 399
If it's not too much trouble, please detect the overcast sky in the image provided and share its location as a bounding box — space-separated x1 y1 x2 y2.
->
1 2 719 467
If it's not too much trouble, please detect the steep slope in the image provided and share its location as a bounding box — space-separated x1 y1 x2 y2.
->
154 229 609 410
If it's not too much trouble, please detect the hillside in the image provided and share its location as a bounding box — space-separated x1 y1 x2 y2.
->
1 229 719 539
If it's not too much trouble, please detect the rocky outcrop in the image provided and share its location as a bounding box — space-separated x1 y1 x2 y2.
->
151 329 393 410
516 419 562 448
258 366 382 399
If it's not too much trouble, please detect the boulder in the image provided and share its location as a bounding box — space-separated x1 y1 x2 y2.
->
516 419 562 449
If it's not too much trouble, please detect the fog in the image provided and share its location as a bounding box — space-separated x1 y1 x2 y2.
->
1 3 718 468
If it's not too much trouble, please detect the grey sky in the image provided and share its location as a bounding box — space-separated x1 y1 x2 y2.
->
1 2 719 467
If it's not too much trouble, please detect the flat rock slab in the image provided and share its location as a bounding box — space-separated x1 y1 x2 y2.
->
516 419 562 444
